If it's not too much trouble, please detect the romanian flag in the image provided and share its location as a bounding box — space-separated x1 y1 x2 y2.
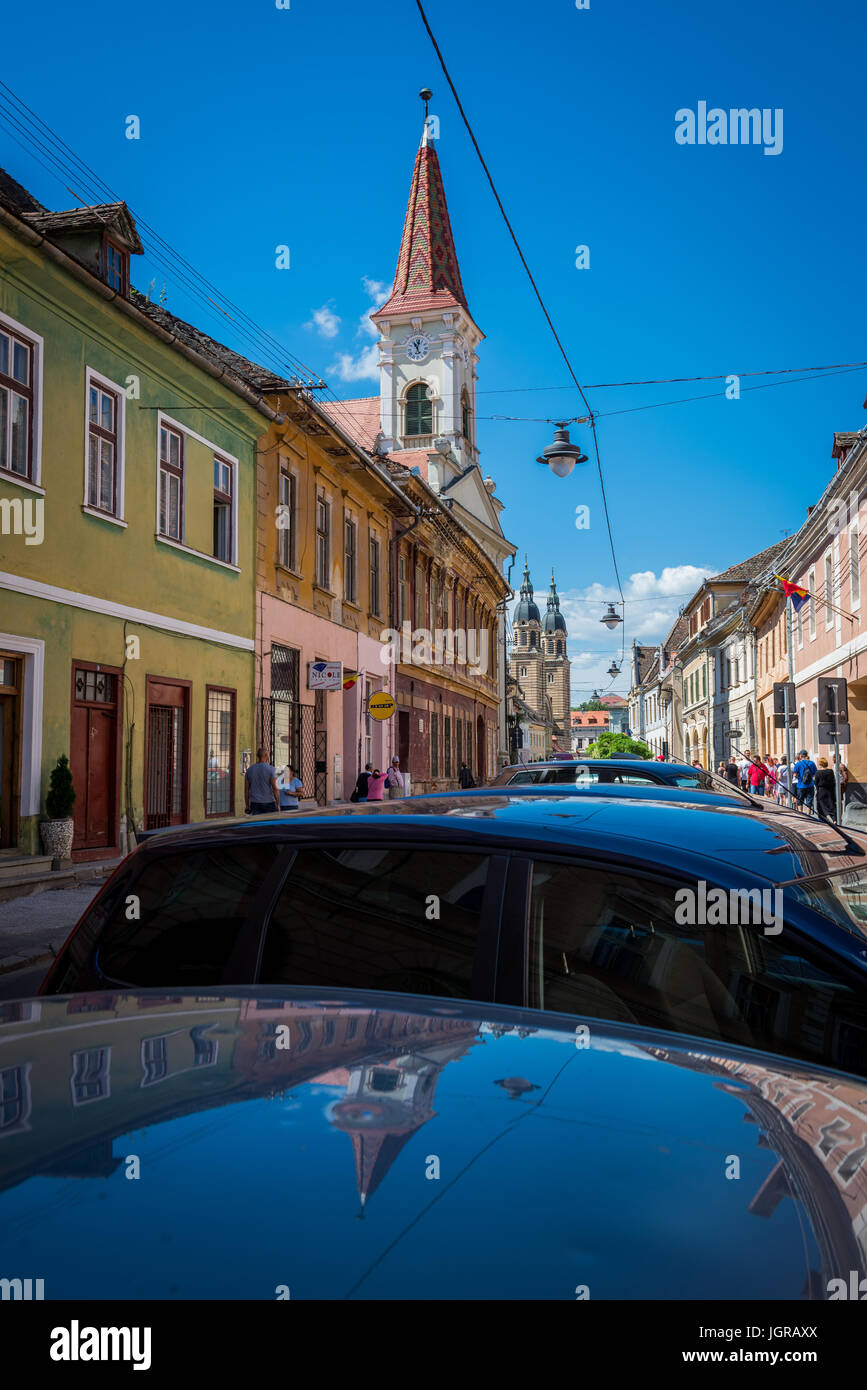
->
775 575 810 612
342 672 360 690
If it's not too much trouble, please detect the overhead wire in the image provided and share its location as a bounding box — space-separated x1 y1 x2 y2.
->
414 0 625 611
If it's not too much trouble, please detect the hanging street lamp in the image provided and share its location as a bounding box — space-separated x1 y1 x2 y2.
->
536 422 588 479
600 604 623 631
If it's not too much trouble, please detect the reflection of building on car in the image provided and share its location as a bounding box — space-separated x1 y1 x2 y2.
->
41 794 867 1080
3 989 865 1298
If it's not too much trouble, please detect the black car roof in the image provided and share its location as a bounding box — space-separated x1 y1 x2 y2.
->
133 793 867 887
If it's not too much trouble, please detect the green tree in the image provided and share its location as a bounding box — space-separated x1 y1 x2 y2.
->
45 754 76 819
577 699 606 712
584 731 652 760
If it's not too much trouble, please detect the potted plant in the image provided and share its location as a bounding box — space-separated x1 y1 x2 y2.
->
40 755 76 862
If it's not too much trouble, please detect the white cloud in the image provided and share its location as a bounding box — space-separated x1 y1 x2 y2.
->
358 276 390 339
330 344 380 382
306 304 341 339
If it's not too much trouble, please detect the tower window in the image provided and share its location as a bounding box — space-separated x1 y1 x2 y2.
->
461 389 471 441
404 383 433 437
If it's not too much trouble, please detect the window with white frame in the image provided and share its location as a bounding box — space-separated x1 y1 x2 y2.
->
86 377 122 515
0 320 36 480
315 496 330 588
812 699 819 754
824 552 834 627
158 425 184 541
213 456 233 563
850 523 861 607
278 468 297 570
344 514 357 604
808 571 816 639
71 1046 111 1105
796 600 803 646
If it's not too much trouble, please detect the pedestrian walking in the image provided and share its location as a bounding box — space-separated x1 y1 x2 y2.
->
386 756 404 800
739 753 751 791
365 767 388 802
815 757 836 822
748 755 769 796
764 756 778 797
717 760 727 778
793 748 818 815
350 763 372 803
776 757 789 805
724 755 739 786
458 762 475 789
245 748 280 815
277 763 304 810
834 755 849 813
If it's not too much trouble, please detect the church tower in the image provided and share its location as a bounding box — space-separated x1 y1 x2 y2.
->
510 558 544 713
542 571 571 736
370 91 483 488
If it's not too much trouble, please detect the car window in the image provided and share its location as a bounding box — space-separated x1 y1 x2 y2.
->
528 859 867 1075
671 775 703 788
508 770 544 785
608 772 659 786
259 847 493 999
546 766 598 784
94 843 283 986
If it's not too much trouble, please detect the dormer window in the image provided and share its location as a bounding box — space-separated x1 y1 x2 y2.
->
103 238 129 295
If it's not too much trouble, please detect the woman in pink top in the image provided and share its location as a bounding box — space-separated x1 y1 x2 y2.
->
365 768 388 802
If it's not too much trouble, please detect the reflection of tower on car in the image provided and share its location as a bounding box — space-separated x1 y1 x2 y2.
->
328 1032 478 1213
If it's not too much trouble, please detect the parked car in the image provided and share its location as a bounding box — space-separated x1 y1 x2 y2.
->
40 794 867 1078
1 987 864 1299
490 757 753 796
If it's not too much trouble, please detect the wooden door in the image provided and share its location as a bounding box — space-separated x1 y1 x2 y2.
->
71 665 120 852
0 690 19 850
145 679 191 829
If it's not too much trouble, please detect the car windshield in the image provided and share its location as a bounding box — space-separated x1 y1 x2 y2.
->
671 768 756 802
790 867 867 941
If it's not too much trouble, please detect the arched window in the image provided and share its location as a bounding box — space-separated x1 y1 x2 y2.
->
461 389 471 441
404 383 433 437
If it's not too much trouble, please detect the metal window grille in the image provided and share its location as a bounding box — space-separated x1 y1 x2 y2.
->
270 645 299 702
206 689 235 816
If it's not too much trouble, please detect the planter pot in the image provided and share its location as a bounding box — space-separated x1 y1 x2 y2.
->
40 817 74 861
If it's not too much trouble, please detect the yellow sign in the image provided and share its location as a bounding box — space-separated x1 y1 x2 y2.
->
368 692 396 721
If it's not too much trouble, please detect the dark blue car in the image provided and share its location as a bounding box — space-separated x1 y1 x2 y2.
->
1 988 866 1299
40 794 867 1079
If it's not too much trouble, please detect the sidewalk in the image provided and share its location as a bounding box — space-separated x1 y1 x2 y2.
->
0 883 103 975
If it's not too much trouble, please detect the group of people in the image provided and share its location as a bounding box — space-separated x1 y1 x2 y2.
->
350 758 405 803
244 749 304 814
715 749 848 821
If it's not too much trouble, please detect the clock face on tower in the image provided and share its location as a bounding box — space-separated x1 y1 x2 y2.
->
405 333 431 363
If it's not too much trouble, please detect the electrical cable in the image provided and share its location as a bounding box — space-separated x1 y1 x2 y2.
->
415 0 624 605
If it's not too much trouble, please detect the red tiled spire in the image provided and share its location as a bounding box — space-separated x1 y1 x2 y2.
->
373 122 467 321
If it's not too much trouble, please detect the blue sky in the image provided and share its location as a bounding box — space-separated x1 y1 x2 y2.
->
2 0 865 697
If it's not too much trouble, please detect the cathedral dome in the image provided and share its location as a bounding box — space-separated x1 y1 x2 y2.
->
514 560 540 624
542 572 567 633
